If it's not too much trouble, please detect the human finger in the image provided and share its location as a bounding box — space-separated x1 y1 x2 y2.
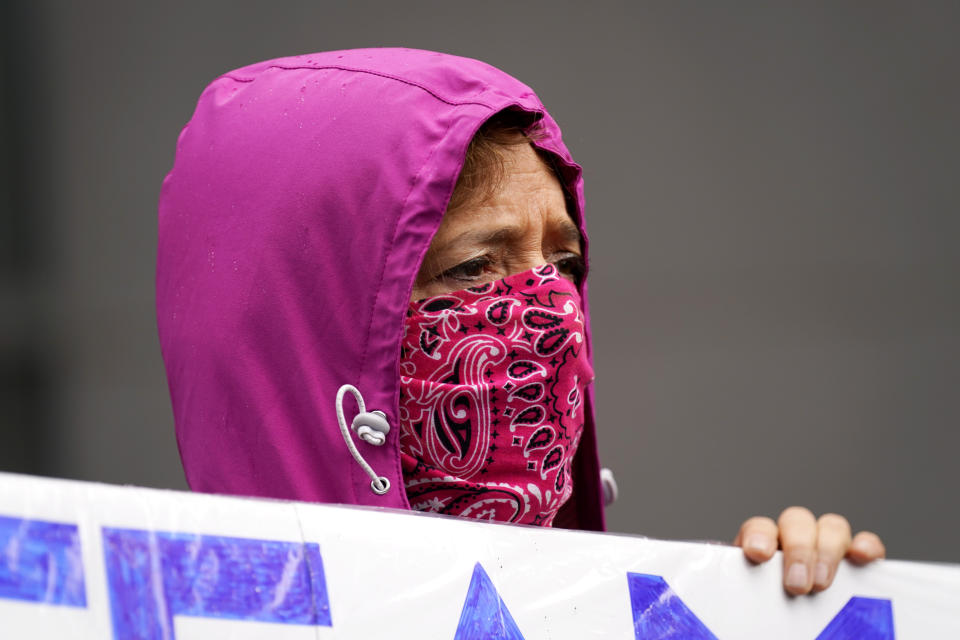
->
812 513 852 592
778 506 818 595
847 531 886 565
734 516 779 563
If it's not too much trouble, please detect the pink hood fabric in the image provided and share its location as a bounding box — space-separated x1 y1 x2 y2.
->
156 48 605 531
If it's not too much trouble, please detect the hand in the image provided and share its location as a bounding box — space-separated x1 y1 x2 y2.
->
734 506 886 595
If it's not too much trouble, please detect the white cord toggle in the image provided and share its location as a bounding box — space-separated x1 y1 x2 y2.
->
352 410 390 446
336 384 391 495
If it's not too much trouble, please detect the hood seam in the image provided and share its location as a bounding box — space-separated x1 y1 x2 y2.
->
224 64 500 110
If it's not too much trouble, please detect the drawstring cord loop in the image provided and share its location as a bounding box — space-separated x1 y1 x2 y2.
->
600 467 618 506
336 384 391 495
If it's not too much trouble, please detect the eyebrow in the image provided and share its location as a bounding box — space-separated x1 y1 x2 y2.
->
555 220 584 248
444 219 583 251
447 225 524 248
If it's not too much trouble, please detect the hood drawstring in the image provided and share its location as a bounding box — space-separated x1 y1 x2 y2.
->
336 384 391 495
600 468 618 506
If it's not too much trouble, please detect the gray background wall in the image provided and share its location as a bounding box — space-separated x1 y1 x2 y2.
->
2 1 957 562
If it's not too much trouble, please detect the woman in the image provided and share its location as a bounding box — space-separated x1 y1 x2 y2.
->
156 48 884 595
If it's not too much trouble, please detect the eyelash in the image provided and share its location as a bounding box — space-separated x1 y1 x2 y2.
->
554 254 586 283
437 254 586 285
438 256 493 282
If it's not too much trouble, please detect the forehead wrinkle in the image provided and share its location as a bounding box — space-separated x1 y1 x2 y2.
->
437 224 527 254
426 143 575 261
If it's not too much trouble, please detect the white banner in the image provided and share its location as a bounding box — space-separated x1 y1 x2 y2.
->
0 472 957 639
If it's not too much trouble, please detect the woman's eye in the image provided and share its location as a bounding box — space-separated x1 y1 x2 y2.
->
554 254 586 283
439 256 492 282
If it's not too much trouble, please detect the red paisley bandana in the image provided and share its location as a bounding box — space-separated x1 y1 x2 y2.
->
398 264 594 526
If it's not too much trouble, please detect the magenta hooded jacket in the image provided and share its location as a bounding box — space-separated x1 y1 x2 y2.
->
156 48 605 531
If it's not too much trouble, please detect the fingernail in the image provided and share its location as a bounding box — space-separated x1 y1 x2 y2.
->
786 563 808 590
854 537 882 557
744 534 771 554
814 562 830 586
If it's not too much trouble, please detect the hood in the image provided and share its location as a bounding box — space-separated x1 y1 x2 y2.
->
156 48 604 531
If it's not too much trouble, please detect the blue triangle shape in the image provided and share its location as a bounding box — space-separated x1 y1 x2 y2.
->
816 596 894 639
453 563 526 640
627 573 718 639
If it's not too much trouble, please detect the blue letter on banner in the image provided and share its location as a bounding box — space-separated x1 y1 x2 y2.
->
628 572 895 639
454 563 526 640
0 515 87 607
102 528 332 640
627 573 717 639
816 596 894 640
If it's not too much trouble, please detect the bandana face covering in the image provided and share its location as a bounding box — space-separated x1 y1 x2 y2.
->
398 263 594 526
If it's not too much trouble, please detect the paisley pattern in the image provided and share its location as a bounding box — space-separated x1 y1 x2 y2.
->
398 264 594 526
